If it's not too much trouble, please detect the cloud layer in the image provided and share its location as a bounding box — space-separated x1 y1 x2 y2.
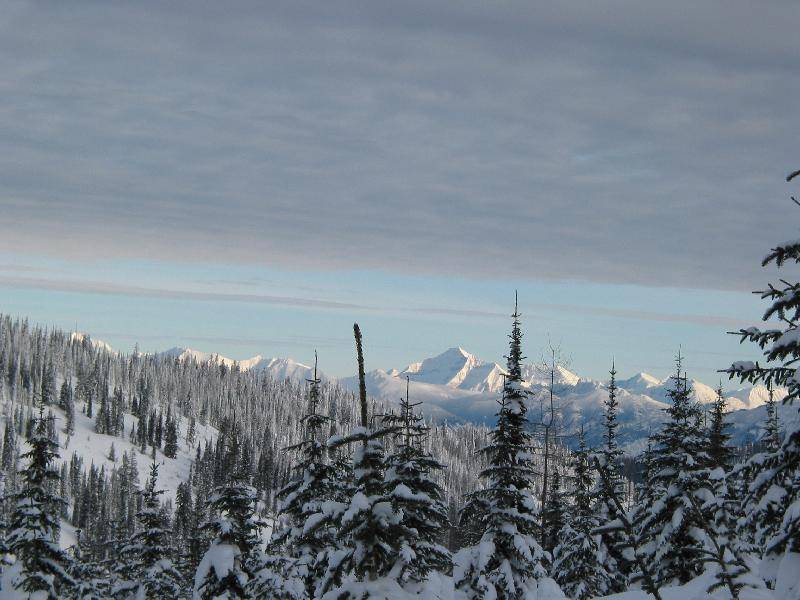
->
1 1 798 290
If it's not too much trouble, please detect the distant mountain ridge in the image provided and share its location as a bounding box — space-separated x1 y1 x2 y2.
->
82 337 789 454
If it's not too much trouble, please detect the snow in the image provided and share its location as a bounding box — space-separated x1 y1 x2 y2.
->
598 570 775 600
83 340 788 453
156 347 323 382
70 332 116 355
402 347 483 389
3 386 218 512
193 543 242 593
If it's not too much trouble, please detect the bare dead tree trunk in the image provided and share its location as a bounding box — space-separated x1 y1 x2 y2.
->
354 323 368 429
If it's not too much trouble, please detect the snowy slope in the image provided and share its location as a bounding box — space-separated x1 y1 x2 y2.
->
2 391 217 514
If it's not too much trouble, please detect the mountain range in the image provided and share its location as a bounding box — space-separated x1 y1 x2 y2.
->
82 335 792 454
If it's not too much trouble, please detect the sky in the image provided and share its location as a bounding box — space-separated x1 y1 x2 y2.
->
0 1 798 381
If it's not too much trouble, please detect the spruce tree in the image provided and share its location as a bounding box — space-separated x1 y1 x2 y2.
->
763 384 780 451
382 379 452 586
456 298 549 598
708 384 733 471
122 459 183 598
195 426 261 600
552 430 615 599
541 468 564 555
322 412 401 596
725 176 800 569
321 325 403 598
637 354 713 586
592 361 628 591
253 355 338 598
164 406 179 459
7 404 74 598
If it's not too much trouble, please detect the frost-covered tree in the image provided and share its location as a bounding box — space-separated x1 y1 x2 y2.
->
195 426 261 600
164 406 179 459
68 530 110 600
321 324 404 598
7 404 74 598
552 429 615 599
591 362 628 591
725 172 800 569
541 467 564 555
456 299 549 598
323 414 401 596
0 473 13 591
122 459 183 599
60 379 75 436
708 384 733 471
763 384 780 451
637 354 712 586
253 356 338 599
382 379 452 585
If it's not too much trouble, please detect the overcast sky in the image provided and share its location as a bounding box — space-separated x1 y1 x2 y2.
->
0 1 797 379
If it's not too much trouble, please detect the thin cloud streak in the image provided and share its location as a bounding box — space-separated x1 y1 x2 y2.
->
0 274 752 328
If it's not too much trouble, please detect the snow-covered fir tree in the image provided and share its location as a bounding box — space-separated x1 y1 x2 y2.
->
252 355 337 599
725 181 800 582
456 299 550 599
195 424 261 600
322 397 402 596
552 429 615 599
6 403 74 598
381 378 452 587
541 467 564 556
120 458 183 598
591 362 628 592
636 354 713 586
708 384 734 471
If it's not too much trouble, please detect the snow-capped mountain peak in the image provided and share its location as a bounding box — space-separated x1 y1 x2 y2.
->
402 346 483 388
70 332 116 355
617 372 663 394
156 347 324 382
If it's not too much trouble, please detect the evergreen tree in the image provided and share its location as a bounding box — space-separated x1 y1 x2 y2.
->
7 404 74 598
541 468 564 555
127 459 183 598
164 406 179 459
323 413 400 596
725 181 800 568
637 354 713 586
61 379 76 436
68 530 110 600
195 426 261 600
592 362 628 591
763 384 780 451
708 384 733 471
41 357 56 406
186 415 197 448
382 378 452 585
255 356 339 598
0 474 13 591
552 430 615 599
457 298 549 598
321 326 403 598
